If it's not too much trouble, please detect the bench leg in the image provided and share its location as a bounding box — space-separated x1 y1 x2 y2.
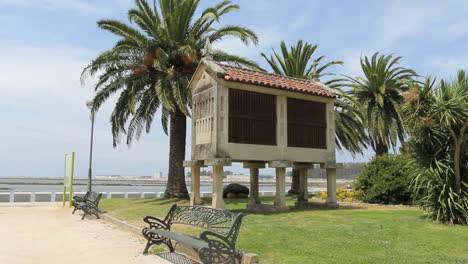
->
72 207 77 214
167 240 174 252
143 241 153 254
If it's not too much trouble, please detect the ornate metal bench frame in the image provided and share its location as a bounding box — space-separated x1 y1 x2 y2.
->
72 191 102 220
142 204 243 264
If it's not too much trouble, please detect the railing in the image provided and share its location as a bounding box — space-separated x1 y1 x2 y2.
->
0 191 280 203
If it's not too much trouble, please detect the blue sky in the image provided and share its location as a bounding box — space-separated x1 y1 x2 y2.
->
0 0 467 177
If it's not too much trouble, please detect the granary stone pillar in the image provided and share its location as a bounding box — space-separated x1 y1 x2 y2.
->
183 160 204 205
293 163 313 202
204 158 232 209
212 165 225 209
326 168 337 204
269 160 292 208
243 162 265 207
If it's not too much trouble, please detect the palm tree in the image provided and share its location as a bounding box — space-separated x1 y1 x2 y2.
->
345 53 417 156
262 40 368 194
81 0 259 198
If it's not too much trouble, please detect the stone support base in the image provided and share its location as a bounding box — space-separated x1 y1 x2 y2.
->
268 161 292 209
183 160 204 206
326 168 337 204
293 163 313 203
243 162 265 207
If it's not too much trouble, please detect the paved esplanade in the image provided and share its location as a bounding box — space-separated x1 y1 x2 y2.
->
0 205 170 264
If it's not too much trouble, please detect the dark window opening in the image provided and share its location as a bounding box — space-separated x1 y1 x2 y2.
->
228 89 276 145
287 97 327 149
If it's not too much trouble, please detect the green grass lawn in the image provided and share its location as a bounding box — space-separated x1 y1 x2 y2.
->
101 196 468 264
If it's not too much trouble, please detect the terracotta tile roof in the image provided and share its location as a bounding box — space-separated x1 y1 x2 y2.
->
218 64 336 98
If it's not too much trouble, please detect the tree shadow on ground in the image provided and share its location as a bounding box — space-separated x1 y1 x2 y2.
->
136 197 189 205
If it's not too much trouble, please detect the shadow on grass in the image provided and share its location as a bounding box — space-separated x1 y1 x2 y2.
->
136 197 189 205
129 196 365 216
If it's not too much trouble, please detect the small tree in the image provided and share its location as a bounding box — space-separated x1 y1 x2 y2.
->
403 73 468 224
431 71 468 194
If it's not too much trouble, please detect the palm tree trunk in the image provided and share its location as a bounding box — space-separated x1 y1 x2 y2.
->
450 122 467 194
375 142 389 156
288 169 300 195
453 141 461 194
164 109 189 198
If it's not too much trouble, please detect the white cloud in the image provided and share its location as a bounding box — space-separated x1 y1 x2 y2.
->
212 25 285 65
372 0 468 50
425 55 468 78
289 15 309 30
375 1 429 48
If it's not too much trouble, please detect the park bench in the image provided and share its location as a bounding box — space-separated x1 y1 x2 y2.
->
72 191 102 220
142 204 244 264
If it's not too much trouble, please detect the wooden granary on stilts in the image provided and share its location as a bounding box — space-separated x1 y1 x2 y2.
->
183 58 338 211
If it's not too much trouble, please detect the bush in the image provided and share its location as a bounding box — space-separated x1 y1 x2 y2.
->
354 154 412 205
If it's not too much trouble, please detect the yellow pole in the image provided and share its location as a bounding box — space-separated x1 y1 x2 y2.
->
63 154 67 206
69 152 75 208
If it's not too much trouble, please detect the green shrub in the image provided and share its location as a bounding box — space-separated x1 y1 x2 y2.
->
316 189 362 202
410 156 468 225
354 154 412 205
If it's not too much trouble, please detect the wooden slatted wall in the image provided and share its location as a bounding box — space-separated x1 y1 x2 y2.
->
287 97 327 149
228 89 276 145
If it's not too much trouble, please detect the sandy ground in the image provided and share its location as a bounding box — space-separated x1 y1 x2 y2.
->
0 205 171 264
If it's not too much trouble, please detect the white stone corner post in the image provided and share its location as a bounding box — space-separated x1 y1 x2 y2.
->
204 158 232 209
269 160 292 208
183 160 204 205
243 162 265 207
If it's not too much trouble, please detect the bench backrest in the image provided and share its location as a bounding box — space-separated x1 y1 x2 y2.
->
87 191 101 202
166 205 243 242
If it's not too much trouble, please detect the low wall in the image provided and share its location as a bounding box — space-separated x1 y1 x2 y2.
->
0 191 282 203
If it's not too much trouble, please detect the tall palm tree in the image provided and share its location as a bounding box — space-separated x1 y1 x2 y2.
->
345 53 416 156
262 40 368 194
81 0 259 198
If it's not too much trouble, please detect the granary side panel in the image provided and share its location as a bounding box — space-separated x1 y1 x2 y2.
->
191 67 218 160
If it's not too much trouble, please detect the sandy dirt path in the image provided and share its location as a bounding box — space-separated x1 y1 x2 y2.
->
0 205 170 264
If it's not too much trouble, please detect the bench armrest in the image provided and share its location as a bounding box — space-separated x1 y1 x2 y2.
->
200 230 234 249
72 196 85 202
199 231 237 264
84 199 99 208
142 216 172 249
143 216 170 230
